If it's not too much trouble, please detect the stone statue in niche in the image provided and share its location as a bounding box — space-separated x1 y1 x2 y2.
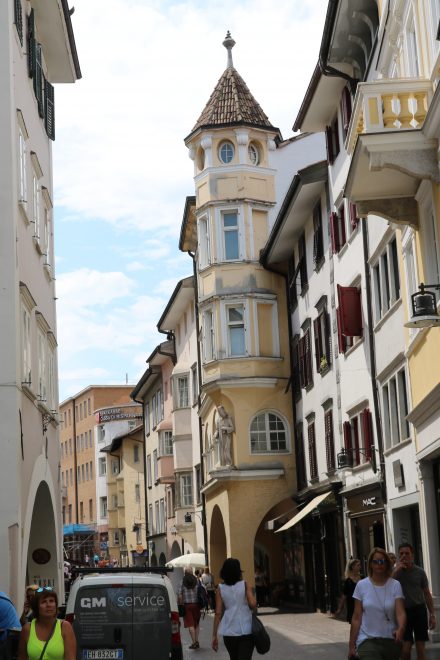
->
214 405 234 466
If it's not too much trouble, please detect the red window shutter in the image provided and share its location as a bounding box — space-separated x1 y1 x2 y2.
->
349 203 359 228
325 125 334 165
343 421 352 452
339 206 346 246
329 212 339 254
341 86 352 135
361 408 373 460
337 284 363 337
325 410 335 471
336 307 346 353
313 318 321 372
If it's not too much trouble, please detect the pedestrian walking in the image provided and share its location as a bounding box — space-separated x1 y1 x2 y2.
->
212 557 257 660
0 591 21 660
201 566 216 612
178 567 201 650
17 587 76 660
393 542 436 660
348 547 406 660
334 558 362 623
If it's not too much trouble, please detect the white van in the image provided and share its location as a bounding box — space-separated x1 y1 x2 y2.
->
65 568 182 660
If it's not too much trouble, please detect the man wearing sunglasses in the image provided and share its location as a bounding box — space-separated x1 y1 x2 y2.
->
393 543 436 660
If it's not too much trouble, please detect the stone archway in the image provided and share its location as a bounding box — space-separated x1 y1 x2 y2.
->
27 481 58 589
209 505 227 579
159 552 166 566
170 541 181 559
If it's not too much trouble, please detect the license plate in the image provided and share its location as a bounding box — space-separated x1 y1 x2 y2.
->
83 651 123 659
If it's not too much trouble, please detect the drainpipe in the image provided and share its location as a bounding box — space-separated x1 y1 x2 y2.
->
131 395 149 565
361 217 387 505
187 250 209 567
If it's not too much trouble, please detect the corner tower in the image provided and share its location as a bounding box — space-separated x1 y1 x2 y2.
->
182 34 296 582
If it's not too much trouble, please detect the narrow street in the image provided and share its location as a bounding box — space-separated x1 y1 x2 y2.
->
182 608 439 660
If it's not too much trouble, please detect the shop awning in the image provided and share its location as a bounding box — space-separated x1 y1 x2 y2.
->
275 491 332 534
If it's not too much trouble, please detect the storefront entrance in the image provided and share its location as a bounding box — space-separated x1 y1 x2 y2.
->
345 486 385 575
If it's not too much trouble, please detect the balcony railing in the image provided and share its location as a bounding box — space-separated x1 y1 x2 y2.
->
347 78 433 154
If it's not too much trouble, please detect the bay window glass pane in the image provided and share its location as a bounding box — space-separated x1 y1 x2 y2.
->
223 213 239 260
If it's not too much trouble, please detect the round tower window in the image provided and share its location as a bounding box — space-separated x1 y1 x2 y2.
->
248 142 260 165
219 141 235 164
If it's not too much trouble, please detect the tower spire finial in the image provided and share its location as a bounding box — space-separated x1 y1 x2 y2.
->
223 31 235 68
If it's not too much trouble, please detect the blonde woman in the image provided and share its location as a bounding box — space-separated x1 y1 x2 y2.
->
334 558 362 623
348 547 406 660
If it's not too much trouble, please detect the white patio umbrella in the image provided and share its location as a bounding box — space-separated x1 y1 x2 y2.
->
166 552 206 569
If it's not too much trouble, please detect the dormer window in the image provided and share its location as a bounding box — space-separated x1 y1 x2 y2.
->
219 140 235 164
248 142 260 165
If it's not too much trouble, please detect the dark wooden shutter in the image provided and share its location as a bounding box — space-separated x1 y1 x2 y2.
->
329 212 339 254
325 126 334 165
299 336 306 388
27 9 36 78
341 86 352 136
14 0 23 45
296 424 307 490
339 206 346 246
343 421 352 452
325 410 335 471
34 43 44 117
305 328 313 387
336 307 346 353
313 317 321 372
349 202 359 228
361 408 373 461
298 234 308 290
352 417 360 465
324 311 331 364
313 204 323 264
44 78 55 140
337 284 363 336
308 422 318 480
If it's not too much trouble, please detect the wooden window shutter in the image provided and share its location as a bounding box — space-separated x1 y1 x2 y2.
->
341 86 352 135
325 410 335 471
34 43 44 117
324 311 331 364
352 417 360 465
343 421 352 452
349 202 359 228
339 205 346 246
44 78 55 140
305 328 313 387
296 425 307 490
308 422 318 479
298 234 307 289
361 408 373 461
14 0 23 45
313 205 323 263
27 9 36 78
299 336 306 388
337 284 363 336
325 126 334 165
336 307 346 353
329 212 339 254
313 317 322 372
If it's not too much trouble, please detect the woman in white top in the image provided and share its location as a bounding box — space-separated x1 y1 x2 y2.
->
349 547 406 660
212 558 257 660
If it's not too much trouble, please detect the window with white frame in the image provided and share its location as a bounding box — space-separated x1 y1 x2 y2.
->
18 126 27 204
97 425 105 443
146 454 152 488
198 215 211 269
153 449 158 483
402 229 418 333
159 498 165 533
221 210 240 261
21 302 32 385
133 444 140 463
145 402 150 435
372 236 401 323
111 459 119 475
98 457 106 476
175 375 189 408
156 388 163 423
226 304 246 356
250 411 288 454
100 497 107 518
202 308 216 362
180 472 193 507
152 394 157 427
159 430 173 456
154 501 160 534
381 366 410 450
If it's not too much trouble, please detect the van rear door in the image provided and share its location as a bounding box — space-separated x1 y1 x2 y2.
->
132 583 171 659
73 582 134 659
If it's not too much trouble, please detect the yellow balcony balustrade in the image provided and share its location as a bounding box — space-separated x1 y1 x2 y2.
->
347 79 433 155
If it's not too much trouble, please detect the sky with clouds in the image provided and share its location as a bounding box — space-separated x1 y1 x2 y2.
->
53 0 329 401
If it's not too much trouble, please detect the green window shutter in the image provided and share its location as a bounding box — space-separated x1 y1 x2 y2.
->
27 9 36 78
34 43 44 117
14 0 23 45
44 78 55 140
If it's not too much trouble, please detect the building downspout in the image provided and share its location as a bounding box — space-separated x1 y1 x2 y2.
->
188 250 209 567
131 395 149 564
361 217 387 505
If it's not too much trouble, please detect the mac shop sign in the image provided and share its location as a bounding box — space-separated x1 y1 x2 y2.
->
96 408 142 423
347 488 383 514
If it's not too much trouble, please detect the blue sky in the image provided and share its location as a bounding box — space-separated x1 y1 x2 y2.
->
53 0 328 401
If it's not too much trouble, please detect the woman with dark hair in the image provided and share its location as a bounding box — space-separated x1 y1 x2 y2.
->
348 547 406 660
17 587 76 660
212 558 257 660
178 567 201 649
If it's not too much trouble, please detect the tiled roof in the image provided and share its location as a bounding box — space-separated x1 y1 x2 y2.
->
191 66 275 133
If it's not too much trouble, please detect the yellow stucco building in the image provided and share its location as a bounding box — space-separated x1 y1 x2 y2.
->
179 33 296 586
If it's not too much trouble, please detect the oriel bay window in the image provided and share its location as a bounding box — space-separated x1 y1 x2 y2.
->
202 308 216 362
222 210 240 261
174 375 189 408
198 215 210 269
337 283 363 353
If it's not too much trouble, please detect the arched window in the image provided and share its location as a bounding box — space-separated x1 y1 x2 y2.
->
250 411 289 454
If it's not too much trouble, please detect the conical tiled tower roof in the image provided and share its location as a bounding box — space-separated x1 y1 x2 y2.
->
186 32 279 141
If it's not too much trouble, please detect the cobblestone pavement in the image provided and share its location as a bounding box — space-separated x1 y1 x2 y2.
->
182 608 439 660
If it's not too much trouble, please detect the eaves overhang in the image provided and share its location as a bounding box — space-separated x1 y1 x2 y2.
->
34 0 82 82
130 366 161 402
293 63 350 133
261 160 328 270
179 196 197 253
157 276 194 333
345 131 439 226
